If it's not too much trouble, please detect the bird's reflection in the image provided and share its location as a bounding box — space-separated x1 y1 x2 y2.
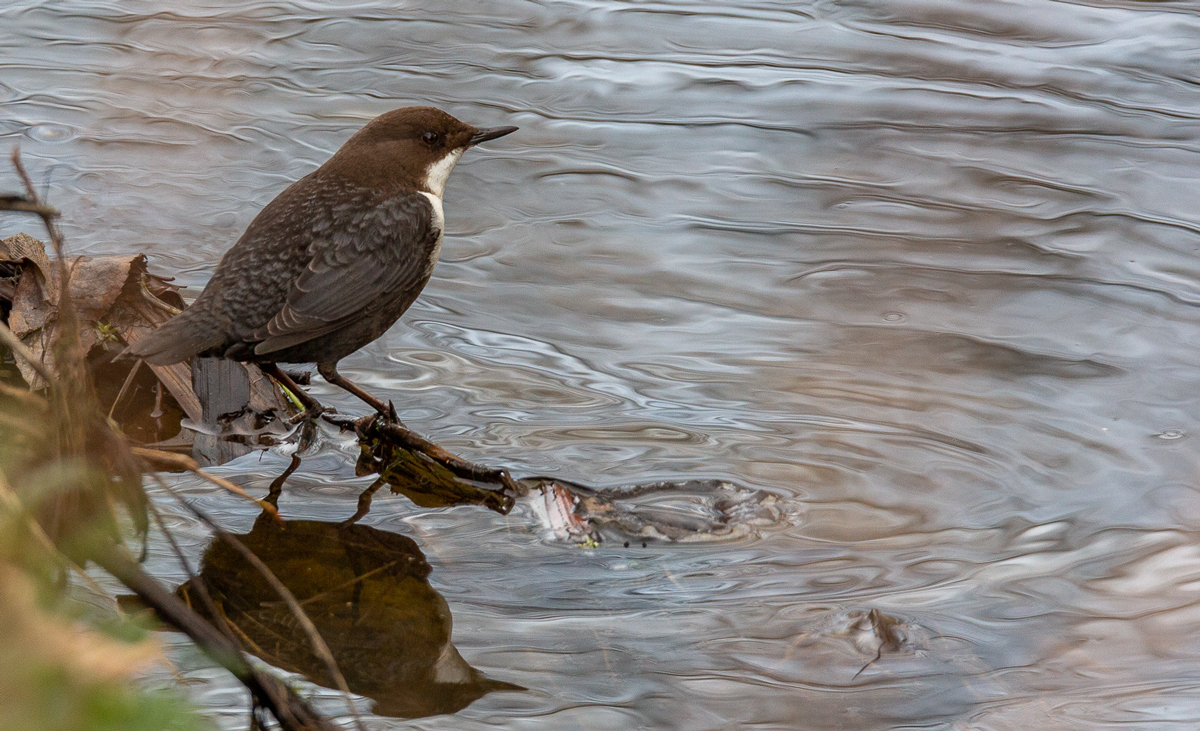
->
177 511 520 718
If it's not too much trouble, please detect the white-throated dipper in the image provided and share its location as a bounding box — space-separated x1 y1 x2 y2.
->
125 106 518 420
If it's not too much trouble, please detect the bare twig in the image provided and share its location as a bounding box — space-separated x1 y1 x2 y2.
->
262 560 399 609
144 478 240 652
0 195 59 218
108 358 143 419
130 447 280 520
0 320 53 383
10 148 64 257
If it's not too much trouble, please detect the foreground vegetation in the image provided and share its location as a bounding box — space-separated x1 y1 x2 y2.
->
1 154 336 731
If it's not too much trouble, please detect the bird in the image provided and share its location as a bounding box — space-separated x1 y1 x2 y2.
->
123 106 518 421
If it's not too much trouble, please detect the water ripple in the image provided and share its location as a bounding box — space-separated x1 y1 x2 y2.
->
9 0 1200 727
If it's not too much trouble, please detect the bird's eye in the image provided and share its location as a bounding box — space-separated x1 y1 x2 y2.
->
421 131 441 146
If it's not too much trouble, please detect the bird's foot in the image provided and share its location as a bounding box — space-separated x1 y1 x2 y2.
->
287 403 330 425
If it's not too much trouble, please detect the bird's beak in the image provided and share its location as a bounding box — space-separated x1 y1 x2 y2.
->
468 126 518 147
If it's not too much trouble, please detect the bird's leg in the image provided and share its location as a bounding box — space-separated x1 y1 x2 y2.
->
341 477 385 526
317 362 393 419
265 453 302 507
261 362 326 423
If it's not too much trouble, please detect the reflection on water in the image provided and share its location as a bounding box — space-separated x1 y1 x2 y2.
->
177 512 519 719
7 0 1200 727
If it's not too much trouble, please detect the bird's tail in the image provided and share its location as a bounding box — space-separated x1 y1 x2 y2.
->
121 308 226 366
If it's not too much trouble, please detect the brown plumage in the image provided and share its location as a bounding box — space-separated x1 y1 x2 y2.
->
124 107 517 418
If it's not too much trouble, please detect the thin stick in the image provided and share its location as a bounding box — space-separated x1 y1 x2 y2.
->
5 150 68 394
0 320 53 382
131 447 280 520
325 412 524 498
108 359 143 418
0 195 59 218
144 477 240 651
11 148 64 257
262 560 399 609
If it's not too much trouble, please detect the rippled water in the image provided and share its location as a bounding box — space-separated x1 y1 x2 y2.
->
7 0 1200 728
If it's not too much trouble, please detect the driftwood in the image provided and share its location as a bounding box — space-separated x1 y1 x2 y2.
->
334 413 783 546
344 414 518 522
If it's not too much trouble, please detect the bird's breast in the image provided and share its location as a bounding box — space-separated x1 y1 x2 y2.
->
417 191 446 273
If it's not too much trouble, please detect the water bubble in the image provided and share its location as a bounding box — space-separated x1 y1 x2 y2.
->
1155 429 1184 440
883 312 905 322
26 123 74 143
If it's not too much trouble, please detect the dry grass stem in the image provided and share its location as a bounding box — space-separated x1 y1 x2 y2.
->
130 447 280 520
0 320 53 383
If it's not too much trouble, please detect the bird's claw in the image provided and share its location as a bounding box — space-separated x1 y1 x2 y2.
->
287 404 328 425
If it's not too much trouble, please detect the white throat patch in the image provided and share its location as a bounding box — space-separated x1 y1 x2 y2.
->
423 148 465 199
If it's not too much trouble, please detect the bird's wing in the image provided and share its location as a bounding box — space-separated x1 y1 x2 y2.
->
251 192 439 355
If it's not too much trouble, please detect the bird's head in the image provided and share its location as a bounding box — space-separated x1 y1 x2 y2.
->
324 106 517 197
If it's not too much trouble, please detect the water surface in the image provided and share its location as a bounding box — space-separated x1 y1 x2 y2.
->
5 0 1200 728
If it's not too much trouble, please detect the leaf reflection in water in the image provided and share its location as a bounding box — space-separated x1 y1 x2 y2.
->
176 513 521 719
